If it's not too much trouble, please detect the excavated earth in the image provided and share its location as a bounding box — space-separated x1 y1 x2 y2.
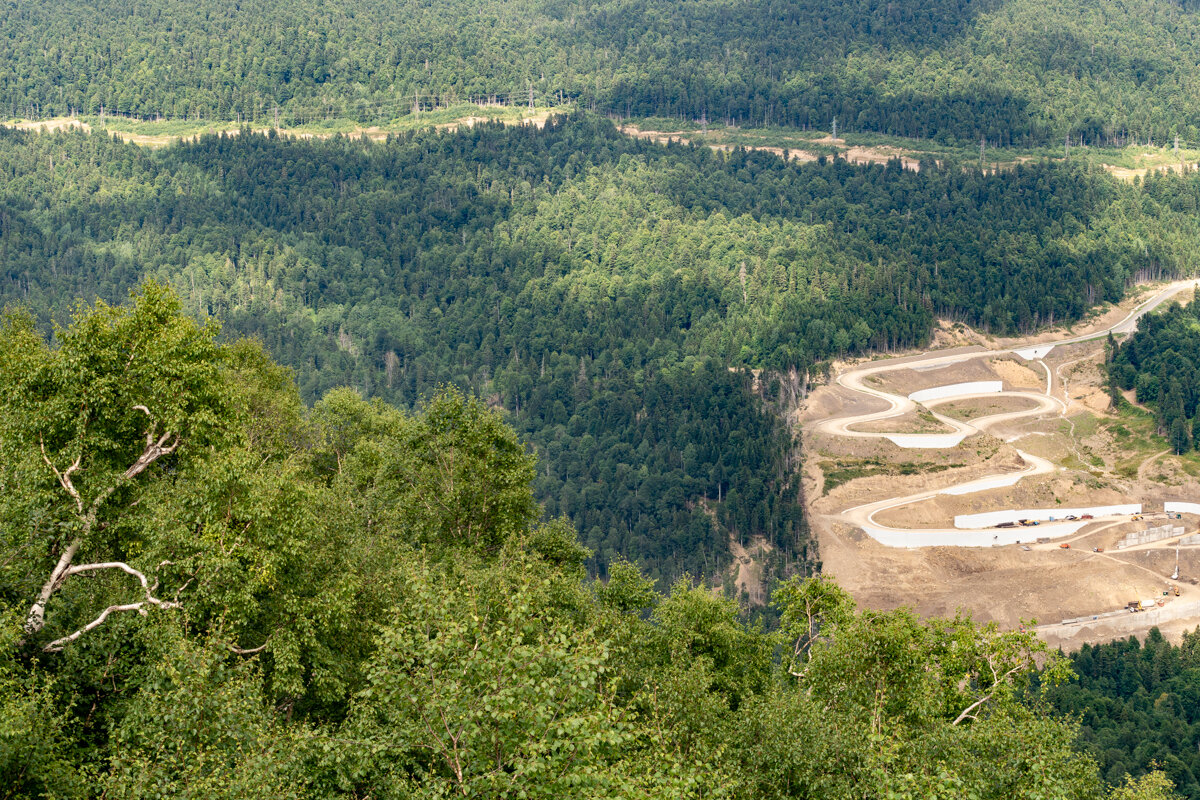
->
800 282 1200 648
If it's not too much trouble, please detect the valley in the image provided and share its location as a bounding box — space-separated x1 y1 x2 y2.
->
803 280 1200 649
15 0 1200 794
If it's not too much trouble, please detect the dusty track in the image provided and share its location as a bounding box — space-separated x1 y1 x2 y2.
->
806 280 1200 643
813 280 1195 547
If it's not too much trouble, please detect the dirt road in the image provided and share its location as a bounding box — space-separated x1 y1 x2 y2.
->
814 279 1196 545
805 279 1200 644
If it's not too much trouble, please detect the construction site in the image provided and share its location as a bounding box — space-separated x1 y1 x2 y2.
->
800 280 1200 650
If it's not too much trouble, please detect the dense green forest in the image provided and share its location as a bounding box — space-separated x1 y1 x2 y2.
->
1047 628 1200 799
9 0 1200 144
0 288 1183 798
4 116 1199 582
1109 288 1200 453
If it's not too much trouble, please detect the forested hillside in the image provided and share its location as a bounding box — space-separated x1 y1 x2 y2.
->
1047 628 1200 799
3 116 1197 581
0 288 1180 798
8 0 1200 144
1109 289 1200 453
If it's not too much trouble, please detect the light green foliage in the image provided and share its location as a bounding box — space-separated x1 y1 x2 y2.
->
0 607 82 799
143 439 353 706
651 580 773 711
0 288 1154 799
518 516 594 579
317 385 538 555
0 281 230 649
3 280 226 502
102 627 303 800
336 560 629 799
594 557 659 615
774 574 854 674
1110 771 1182 800
730 581 1095 800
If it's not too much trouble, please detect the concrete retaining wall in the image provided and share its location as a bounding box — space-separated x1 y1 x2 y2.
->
1013 345 1055 360
908 381 1003 404
940 473 1025 496
886 433 968 449
954 504 1141 530
1165 502 1200 515
863 520 1087 548
1116 525 1184 549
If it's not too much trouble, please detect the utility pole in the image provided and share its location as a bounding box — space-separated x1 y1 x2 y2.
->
980 135 985 170
1064 131 1070 158
831 116 837 140
528 82 534 110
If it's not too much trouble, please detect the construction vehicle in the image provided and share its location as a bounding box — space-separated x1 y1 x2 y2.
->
1127 601 1142 612
1173 586 1181 597
1132 515 1143 521
1059 543 1071 549
1081 514 1094 520
1092 547 1104 553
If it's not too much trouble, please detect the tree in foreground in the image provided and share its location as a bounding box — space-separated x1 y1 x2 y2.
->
0 285 1183 799
0 282 228 651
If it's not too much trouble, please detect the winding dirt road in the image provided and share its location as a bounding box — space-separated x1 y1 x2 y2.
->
813 280 1198 549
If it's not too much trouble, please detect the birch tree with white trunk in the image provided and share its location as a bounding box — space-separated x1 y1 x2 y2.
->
0 282 227 652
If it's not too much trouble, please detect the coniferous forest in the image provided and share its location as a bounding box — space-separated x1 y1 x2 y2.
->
9 0 1200 145
11 0 1200 796
1047 629 1200 799
1109 291 1200 454
5 116 1200 582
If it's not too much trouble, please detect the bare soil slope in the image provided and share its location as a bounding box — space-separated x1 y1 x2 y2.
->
800 282 1200 649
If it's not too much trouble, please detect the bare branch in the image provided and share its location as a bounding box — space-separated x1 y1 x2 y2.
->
28 406 185 643
951 662 1027 725
84 427 179 523
131 405 155 447
43 602 150 652
39 435 83 514
229 641 270 655
123 431 179 482
64 560 157 593
25 537 81 634
952 695 990 726
40 562 181 652
35 560 180 649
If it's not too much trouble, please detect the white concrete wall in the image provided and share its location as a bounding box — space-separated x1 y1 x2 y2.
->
1013 345 1055 360
886 433 968 448
908 381 1003 403
954 504 1141 530
1165 502 1200 515
940 473 1025 496
864 520 1087 548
